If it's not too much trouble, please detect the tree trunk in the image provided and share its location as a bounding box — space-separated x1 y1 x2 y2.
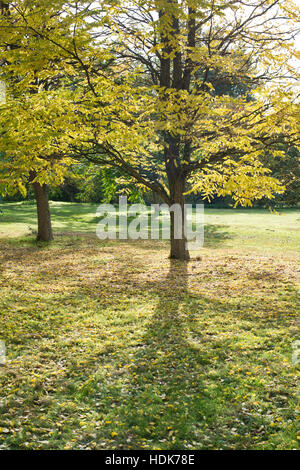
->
169 174 190 261
31 178 53 242
158 4 190 261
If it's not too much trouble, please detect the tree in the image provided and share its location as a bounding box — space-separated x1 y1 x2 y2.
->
260 144 300 207
0 1 74 241
0 84 76 241
0 1 299 257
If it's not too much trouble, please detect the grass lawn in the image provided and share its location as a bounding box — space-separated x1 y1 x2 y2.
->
0 201 299 450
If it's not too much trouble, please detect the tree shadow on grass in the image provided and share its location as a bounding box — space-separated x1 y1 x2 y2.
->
104 260 209 448
103 260 244 449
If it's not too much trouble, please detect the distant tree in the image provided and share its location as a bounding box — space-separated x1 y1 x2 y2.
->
261 144 300 207
0 1 74 241
0 1 299 257
0 87 76 241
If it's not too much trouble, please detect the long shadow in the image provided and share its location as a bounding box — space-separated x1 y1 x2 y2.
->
109 261 220 449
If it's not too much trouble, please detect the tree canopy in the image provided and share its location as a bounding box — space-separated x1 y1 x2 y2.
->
0 0 299 257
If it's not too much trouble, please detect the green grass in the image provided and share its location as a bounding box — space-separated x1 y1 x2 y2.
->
0 200 299 253
0 201 299 449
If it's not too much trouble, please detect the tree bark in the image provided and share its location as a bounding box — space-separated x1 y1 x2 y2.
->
30 174 53 242
168 172 190 261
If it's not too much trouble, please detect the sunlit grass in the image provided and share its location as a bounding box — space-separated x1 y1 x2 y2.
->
0 201 299 253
